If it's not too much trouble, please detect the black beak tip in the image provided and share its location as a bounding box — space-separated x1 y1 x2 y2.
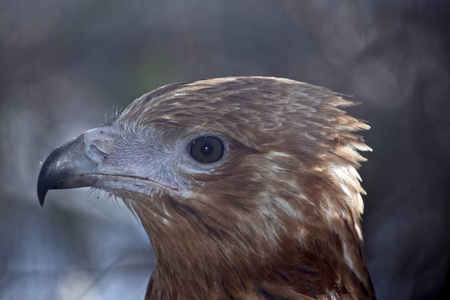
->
37 188 47 207
37 171 50 207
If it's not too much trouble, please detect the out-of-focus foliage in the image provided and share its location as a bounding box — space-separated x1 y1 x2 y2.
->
1 1 449 299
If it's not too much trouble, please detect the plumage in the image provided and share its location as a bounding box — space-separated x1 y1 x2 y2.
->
37 76 375 299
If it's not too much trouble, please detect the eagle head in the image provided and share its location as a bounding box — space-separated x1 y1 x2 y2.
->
37 77 375 299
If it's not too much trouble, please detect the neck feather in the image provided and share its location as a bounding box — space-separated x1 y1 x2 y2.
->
125 182 374 300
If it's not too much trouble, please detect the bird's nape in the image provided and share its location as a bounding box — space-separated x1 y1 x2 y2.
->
37 76 375 299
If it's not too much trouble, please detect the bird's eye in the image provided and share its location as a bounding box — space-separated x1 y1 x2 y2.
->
189 136 224 163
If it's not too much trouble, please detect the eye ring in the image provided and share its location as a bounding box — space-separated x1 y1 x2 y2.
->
189 136 225 163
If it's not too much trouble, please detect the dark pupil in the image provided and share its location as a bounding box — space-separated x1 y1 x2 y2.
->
201 144 213 155
190 136 224 163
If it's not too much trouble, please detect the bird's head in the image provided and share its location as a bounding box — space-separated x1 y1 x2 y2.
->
37 77 374 299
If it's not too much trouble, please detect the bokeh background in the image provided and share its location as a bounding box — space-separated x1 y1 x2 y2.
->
1 1 449 299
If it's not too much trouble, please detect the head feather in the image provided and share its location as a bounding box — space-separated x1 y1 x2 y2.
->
113 77 374 299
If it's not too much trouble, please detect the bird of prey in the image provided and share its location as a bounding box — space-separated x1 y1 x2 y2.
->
37 77 375 299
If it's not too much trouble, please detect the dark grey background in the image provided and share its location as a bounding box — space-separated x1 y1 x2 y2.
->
1 1 449 299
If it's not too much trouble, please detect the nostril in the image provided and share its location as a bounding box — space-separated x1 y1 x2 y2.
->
87 144 108 162
83 127 116 165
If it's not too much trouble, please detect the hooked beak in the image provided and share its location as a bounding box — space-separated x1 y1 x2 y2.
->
37 126 120 206
37 134 100 206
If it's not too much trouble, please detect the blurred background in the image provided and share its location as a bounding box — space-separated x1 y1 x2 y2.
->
1 0 449 299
